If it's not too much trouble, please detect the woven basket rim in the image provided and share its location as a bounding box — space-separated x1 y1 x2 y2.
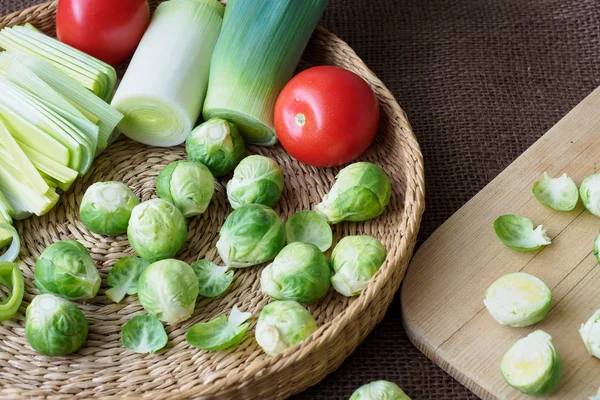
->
0 1 425 398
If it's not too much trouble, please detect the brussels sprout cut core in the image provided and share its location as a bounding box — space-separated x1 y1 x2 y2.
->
501 330 562 396
186 306 252 351
579 310 600 359
285 211 333 252
580 173 600 216
350 380 411 400
226 155 284 209
484 272 551 327
80 181 140 235
532 172 579 211
493 214 551 251
191 260 234 298
121 315 168 354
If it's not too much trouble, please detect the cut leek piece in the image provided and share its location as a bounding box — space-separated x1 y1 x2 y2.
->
17 141 78 192
112 0 223 147
0 262 24 320
501 330 562 396
0 224 19 262
0 24 117 101
0 190 13 224
203 0 327 145
484 272 552 327
12 53 122 152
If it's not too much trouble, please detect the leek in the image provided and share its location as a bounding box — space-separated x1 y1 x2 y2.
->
10 53 123 152
111 0 224 147
0 192 14 250
0 24 117 102
18 141 78 192
203 0 327 145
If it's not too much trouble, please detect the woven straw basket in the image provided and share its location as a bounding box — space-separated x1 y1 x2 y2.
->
0 1 425 399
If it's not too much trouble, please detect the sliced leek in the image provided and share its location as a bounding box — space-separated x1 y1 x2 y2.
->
112 0 224 147
0 24 117 101
203 0 327 145
0 192 14 250
18 141 78 192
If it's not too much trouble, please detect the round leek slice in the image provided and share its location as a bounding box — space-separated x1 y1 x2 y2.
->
484 272 551 327
493 215 551 251
532 172 579 211
501 330 562 396
580 173 600 216
579 310 600 359
0 261 24 321
0 223 19 262
185 306 251 351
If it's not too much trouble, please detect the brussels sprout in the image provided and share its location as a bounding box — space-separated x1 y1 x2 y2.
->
0 261 23 321
532 172 578 211
25 294 88 356
127 199 187 262
186 306 252 351
217 204 286 268
579 309 600 359
493 214 551 251
226 155 284 209
315 162 391 224
484 272 551 327
330 236 386 297
580 173 600 216
260 243 331 303
137 259 199 324
255 300 317 356
186 118 245 177
79 181 140 235
35 240 100 300
156 160 215 218
285 211 333 252
501 330 562 395
121 315 168 354
191 260 234 298
590 388 600 400
105 256 150 303
350 381 411 400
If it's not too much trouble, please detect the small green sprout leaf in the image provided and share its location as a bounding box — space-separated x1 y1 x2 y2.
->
532 172 578 211
186 306 252 351
484 272 551 327
285 211 333 252
493 215 551 251
106 256 150 303
191 260 234 298
580 173 600 216
501 330 562 396
121 315 168 354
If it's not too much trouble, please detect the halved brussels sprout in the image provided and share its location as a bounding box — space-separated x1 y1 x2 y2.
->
191 260 234 298
156 160 215 218
315 162 391 224
186 306 252 351
137 259 199 325
25 294 88 356
484 272 552 327
595 232 600 264
579 310 600 359
186 118 245 177
580 173 600 216
216 204 286 268
127 199 187 262
285 211 333 252
260 243 331 304
501 330 562 395
226 155 284 209
0 222 19 262
493 214 551 251
35 240 100 300
350 381 411 400
121 315 168 354
532 172 578 211
0 261 23 321
255 300 317 356
330 236 386 297
105 256 150 303
80 181 140 235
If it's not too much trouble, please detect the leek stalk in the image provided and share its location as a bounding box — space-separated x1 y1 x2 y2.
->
111 0 224 147
0 192 14 249
203 0 328 145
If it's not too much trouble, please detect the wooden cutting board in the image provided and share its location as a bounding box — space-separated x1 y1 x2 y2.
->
401 86 600 399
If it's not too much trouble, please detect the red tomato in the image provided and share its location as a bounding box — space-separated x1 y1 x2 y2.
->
274 66 380 167
56 0 150 66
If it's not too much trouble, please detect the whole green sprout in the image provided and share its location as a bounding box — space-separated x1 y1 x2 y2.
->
315 162 390 224
226 155 284 209
80 181 140 235
350 380 411 400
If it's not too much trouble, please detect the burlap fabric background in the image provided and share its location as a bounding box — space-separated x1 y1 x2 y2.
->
2 0 600 398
